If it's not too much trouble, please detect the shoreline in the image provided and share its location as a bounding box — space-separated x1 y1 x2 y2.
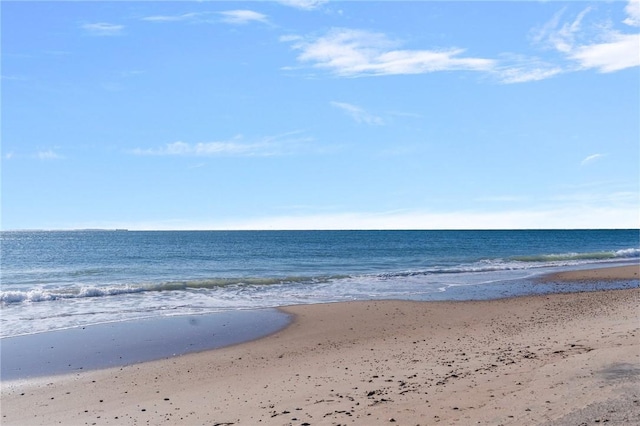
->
1 264 637 381
541 264 639 281
1 265 639 425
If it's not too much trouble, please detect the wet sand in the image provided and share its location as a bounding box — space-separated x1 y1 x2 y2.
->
0 309 290 381
1 265 638 425
544 264 639 281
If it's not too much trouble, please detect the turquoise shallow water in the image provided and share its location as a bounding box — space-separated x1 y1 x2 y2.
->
1 230 638 338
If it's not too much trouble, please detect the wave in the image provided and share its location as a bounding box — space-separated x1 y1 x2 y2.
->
0 275 342 305
2 248 637 305
510 248 639 263
368 248 640 280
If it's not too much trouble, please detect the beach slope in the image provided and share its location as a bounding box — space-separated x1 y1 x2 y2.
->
2 266 638 425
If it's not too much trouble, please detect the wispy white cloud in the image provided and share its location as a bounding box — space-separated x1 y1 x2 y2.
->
285 28 495 77
534 1 640 73
330 101 384 125
142 10 268 25
1 74 28 82
132 140 271 157
496 64 564 84
277 0 328 10
283 28 569 83
624 0 640 27
494 55 564 83
581 153 606 166
532 7 591 54
142 12 206 23
570 33 640 73
81 22 124 36
280 34 302 43
218 10 268 25
36 149 64 160
131 133 310 157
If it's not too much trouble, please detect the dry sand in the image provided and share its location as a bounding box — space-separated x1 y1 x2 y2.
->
1 265 639 425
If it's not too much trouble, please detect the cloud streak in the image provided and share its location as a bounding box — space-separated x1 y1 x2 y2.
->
570 33 640 73
282 28 561 84
36 149 64 160
81 23 124 36
131 133 310 157
331 101 384 125
132 140 273 157
218 10 269 25
624 0 640 27
142 10 268 25
277 0 328 10
534 1 640 73
581 153 605 166
285 28 495 77
142 12 206 23
494 55 564 83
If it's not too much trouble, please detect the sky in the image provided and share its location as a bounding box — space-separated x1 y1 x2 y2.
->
2 0 639 230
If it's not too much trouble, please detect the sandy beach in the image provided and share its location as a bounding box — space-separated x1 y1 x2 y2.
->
1 265 639 425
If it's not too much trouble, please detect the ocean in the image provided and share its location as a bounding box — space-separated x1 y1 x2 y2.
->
1 229 638 339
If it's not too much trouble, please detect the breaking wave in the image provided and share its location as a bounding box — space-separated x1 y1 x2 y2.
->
2 248 637 306
511 248 639 263
0 275 340 305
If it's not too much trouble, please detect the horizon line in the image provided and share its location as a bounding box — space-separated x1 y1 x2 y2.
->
2 227 638 232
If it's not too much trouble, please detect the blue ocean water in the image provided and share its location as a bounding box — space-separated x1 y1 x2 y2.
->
1 230 638 338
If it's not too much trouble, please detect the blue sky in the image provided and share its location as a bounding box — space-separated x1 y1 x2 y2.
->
2 0 639 230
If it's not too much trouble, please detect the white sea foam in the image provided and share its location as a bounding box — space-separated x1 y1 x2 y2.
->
1 249 637 307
